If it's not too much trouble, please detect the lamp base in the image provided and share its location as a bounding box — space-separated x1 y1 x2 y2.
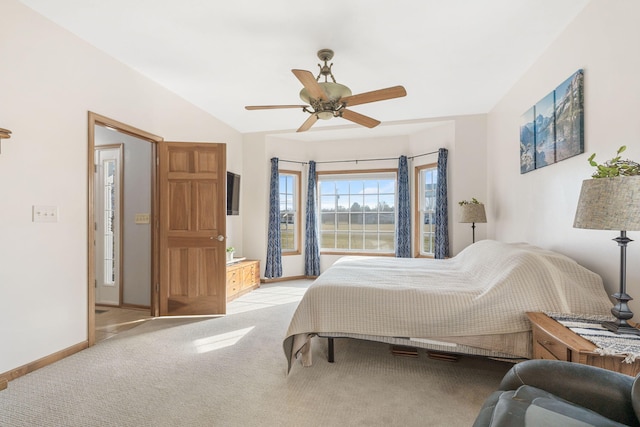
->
604 290 640 335
602 320 640 336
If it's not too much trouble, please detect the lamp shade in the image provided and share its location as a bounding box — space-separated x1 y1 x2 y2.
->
459 203 487 223
574 176 640 231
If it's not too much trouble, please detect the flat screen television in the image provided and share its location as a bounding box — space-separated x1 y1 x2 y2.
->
226 171 240 215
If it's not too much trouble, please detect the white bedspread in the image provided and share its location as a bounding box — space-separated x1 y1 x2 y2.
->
283 240 613 370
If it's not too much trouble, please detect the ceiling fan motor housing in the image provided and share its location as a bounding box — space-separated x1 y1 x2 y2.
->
300 82 352 119
299 82 352 103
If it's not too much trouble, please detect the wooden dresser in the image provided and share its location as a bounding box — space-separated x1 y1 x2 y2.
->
226 259 260 302
527 312 640 376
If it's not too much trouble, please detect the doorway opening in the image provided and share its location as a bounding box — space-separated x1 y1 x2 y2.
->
88 112 163 346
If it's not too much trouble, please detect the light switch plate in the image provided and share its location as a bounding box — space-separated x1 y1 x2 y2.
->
33 205 58 222
135 213 150 224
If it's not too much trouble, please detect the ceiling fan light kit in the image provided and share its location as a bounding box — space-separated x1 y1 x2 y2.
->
245 49 407 132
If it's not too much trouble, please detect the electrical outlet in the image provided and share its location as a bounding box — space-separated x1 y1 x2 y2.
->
33 205 58 222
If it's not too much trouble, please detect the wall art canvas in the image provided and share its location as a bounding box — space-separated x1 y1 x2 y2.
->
520 107 535 174
534 91 556 169
519 70 584 174
555 69 584 162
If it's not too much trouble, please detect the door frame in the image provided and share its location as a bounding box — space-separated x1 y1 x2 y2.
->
87 112 163 346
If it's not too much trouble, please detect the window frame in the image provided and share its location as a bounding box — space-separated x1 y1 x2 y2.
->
279 170 301 255
414 162 438 258
317 168 397 256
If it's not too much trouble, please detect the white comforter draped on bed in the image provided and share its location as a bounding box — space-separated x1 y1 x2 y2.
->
283 240 613 370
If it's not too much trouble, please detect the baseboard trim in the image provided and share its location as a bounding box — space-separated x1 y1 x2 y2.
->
261 275 317 284
120 303 151 311
1 341 88 385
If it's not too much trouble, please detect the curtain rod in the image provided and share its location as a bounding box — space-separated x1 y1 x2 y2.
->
277 150 439 166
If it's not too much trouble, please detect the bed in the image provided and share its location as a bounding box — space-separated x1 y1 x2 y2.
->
283 240 613 372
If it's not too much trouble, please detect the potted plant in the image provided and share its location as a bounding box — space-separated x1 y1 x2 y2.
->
226 246 235 262
458 197 482 206
587 145 639 178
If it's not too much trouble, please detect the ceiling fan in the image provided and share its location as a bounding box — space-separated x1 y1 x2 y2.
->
245 49 407 132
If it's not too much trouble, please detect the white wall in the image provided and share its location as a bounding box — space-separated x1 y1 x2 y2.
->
0 0 242 374
242 115 487 277
487 0 640 311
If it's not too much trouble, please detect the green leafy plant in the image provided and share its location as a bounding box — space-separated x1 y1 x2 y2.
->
588 145 639 178
226 247 235 253
458 198 482 206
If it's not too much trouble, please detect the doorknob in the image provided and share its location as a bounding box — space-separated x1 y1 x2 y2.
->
217 235 225 241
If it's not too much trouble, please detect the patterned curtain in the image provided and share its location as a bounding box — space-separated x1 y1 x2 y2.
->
434 148 449 259
304 160 320 277
395 155 411 258
264 157 282 278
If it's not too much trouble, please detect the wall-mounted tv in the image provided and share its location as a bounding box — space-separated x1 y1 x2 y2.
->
227 171 240 215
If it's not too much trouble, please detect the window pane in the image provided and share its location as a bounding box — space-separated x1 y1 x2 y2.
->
321 231 335 248
336 181 350 195
318 171 397 254
364 232 380 250
336 195 348 211
350 212 363 226
335 232 349 249
378 179 395 194
364 195 378 211
320 181 335 194
278 172 299 253
320 212 335 228
379 194 395 211
336 212 349 230
416 165 438 256
379 233 395 251
379 212 394 227
350 233 363 250
320 195 335 211
349 200 363 212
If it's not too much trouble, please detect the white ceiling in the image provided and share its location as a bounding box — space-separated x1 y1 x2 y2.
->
19 0 589 141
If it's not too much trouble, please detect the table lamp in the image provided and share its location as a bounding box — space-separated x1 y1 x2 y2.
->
459 203 486 244
574 175 640 335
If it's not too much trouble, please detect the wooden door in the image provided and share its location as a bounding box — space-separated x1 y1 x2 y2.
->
159 141 227 315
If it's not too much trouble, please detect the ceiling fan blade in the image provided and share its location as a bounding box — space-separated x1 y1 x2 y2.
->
341 86 407 107
297 114 319 132
292 69 328 101
341 109 381 128
245 105 308 110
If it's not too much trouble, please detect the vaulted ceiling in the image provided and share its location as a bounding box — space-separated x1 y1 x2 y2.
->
19 0 589 140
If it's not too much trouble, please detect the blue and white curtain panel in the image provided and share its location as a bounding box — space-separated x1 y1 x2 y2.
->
265 157 282 278
434 148 449 259
304 160 321 277
395 155 411 258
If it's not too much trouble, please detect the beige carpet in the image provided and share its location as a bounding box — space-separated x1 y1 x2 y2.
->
0 280 512 426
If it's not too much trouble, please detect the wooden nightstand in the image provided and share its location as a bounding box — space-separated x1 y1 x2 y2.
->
527 312 640 376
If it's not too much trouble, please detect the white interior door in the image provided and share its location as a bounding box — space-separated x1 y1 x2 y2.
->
95 145 123 306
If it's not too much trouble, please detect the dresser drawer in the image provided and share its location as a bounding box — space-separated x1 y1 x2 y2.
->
533 327 569 361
